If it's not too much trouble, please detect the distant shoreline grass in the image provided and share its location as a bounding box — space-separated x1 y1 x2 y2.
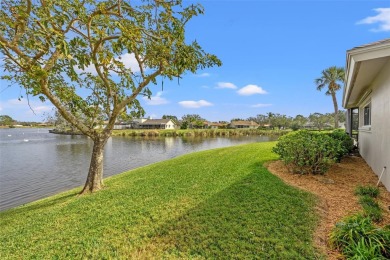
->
0 142 322 259
111 128 290 137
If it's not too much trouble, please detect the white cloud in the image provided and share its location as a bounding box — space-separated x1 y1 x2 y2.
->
6 98 53 112
30 105 53 113
195 72 211 78
143 91 169 106
178 100 213 108
357 8 390 32
75 53 141 74
237 84 267 96
119 53 141 72
216 82 237 89
0 98 54 121
75 63 96 74
251 103 272 108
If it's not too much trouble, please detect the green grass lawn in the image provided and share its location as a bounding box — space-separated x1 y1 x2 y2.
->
0 142 322 259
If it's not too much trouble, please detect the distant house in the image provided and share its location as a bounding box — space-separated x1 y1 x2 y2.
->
229 120 259 129
138 119 176 129
128 118 148 129
208 122 227 129
98 118 148 130
113 122 132 130
343 38 390 191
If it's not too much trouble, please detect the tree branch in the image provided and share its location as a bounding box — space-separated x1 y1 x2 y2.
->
0 43 28 70
133 51 145 78
41 80 92 137
92 35 120 55
70 26 89 40
0 35 32 65
117 66 163 112
11 0 32 45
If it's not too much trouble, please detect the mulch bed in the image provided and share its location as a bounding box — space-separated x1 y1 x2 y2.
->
266 156 390 259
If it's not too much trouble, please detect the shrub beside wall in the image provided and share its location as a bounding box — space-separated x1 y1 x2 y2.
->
327 129 354 162
272 130 351 174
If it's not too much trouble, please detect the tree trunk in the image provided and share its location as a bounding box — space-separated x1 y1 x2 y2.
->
80 136 108 194
331 92 339 129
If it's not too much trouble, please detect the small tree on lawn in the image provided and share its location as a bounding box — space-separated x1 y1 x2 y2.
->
0 0 221 194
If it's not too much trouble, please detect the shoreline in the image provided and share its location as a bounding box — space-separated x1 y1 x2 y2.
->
48 129 83 135
46 128 290 137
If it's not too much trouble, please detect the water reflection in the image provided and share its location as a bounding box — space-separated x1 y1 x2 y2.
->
0 128 275 211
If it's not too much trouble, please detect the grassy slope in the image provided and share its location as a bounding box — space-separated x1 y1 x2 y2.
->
0 142 322 259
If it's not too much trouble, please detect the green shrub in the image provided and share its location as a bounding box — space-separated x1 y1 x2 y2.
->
356 187 383 222
330 214 390 259
290 122 301 131
358 196 383 222
355 185 380 198
359 195 380 209
363 206 383 223
327 129 354 161
272 130 344 174
343 238 385 260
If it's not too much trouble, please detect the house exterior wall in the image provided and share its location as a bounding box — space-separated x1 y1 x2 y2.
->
358 59 390 190
165 121 175 129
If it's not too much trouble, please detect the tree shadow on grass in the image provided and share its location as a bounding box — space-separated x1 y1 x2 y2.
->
131 164 322 259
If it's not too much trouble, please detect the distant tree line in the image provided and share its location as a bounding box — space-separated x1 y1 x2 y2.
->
0 115 45 127
1 110 346 131
160 111 346 130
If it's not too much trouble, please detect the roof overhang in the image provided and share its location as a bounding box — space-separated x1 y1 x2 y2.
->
343 40 390 108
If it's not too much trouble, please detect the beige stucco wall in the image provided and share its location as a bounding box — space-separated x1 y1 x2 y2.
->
358 59 390 191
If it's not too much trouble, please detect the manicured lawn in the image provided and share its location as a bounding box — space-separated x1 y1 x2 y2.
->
0 142 322 259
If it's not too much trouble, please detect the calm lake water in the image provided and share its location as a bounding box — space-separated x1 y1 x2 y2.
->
0 128 276 211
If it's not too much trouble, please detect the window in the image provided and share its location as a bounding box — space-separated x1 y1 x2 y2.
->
363 104 371 126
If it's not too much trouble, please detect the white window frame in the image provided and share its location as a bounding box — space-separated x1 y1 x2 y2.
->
359 97 371 132
363 103 371 126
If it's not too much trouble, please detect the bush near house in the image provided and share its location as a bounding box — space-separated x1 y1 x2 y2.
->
326 129 354 162
272 130 347 174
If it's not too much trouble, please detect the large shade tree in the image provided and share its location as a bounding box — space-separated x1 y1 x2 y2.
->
315 66 345 128
0 0 221 194
0 115 15 125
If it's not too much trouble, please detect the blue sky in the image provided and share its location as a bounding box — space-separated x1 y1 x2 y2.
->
0 0 389 122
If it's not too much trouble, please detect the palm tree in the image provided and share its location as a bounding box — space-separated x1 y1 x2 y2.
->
315 66 345 128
